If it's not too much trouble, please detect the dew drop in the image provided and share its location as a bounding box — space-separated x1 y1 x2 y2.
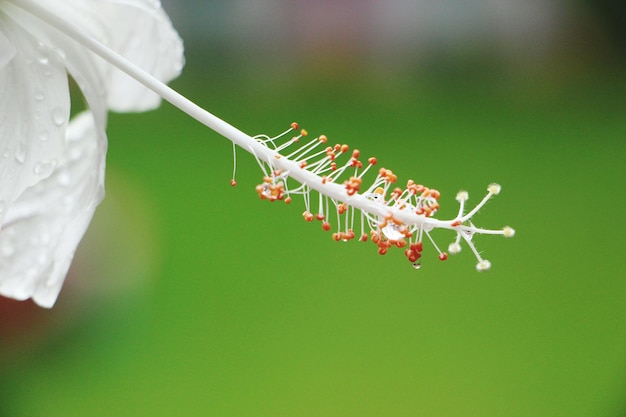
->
34 160 57 178
36 41 49 65
57 170 72 186
14 144 26 164
412 262 422 270
51 107 65 126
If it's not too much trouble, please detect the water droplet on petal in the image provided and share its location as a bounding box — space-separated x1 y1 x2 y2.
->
34 91 45 101
39 130 49 142
14 144 26 163
57 170 71 186
52 107 65 126
34 159 57 178
412 262 422 269
36 42 50 65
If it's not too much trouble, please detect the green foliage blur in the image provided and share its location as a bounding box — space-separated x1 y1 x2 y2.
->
1 2 625 416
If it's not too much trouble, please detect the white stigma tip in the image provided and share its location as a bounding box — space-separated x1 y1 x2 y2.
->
503 226 515 238
448 242 462 254
456 191 469 202
476 260 491 271
488 183 501 195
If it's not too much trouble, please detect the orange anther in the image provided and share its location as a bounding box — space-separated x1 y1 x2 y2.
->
302 211 314 222
285 196 292 204
319 134 328 143
322 222 331 231
316 213 325 221
360 234 368 242
230 179 237 187
340 144 349 153
368 157 377 165
451 220 462 227
290 122 299 130
338 203 347 214
378 247 388 255
332 233 341 241
352 149 360 158
439 253 448 261
299 161 308 168
395 239 407 248
412 242 423 252
300 129 308 136
255 184 266 199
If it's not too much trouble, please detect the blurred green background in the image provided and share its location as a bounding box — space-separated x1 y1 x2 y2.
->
1 1 625 416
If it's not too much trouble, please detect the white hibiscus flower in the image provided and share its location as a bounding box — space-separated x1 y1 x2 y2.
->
0 0 515 308
0 0 183 307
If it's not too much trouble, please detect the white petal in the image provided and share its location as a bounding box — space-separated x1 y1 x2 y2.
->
0 111 105 308
96 0 185 111
0 14 69 224
5 0 184 113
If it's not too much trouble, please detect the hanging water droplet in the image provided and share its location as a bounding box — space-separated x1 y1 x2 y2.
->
51 107 65 126
412 262 422 270
34 159 57 178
